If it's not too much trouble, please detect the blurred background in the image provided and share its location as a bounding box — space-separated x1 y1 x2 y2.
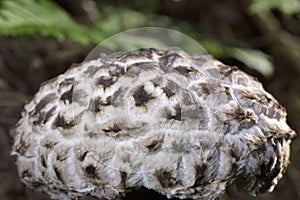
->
0 0 299 199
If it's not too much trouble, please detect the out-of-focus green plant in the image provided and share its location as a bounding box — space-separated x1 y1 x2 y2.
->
248 0 300 75
0 0 275 76
250 0 300 15
0 0 152 44
231 48 273 76
0 0 155 43
0 0 95 44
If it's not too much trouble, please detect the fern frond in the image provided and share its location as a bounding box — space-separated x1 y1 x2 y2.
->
0 0 91 44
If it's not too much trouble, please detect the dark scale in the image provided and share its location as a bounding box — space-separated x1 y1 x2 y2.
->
41 155 47 168
53 114 76 129
58 78 75 90
162 86 175 98
42 139 58 149
174 66 197 77
54 167 63 183
133 86 155 106
166 104 181 121
217 64 238 77
162 81 178 98
155 169 179 188
144 138 163 152
60 85 74 104
102 123 121 133
97 76 117 89
34 93 56 113
85 165 96 176
193 164 207 186
32 105 57 125
109 65 125 77
90 96 112 112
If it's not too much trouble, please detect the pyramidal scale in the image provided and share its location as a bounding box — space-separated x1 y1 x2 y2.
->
12 48 296 200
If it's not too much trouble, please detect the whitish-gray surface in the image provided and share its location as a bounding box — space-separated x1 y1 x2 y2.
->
12 48 295 200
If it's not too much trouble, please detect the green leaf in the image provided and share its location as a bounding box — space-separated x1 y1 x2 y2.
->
231 48 274 77
199 40 229 58
0 0 93 44
250 0 300 15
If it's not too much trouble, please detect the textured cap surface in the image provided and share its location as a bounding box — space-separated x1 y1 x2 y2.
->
12 48 295 200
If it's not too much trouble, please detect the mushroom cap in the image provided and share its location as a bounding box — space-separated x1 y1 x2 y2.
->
12 48 295 200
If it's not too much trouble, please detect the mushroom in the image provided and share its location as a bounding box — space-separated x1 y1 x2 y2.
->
12 48 295 200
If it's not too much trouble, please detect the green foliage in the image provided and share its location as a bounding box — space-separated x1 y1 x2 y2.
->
92 6 148 39
0 0 153 44
199 39 230 58
250 0 300 15
231 48 274 77
0 0 94 44
0 0 275 76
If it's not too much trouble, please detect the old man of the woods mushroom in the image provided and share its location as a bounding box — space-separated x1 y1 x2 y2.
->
12 47 295 200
